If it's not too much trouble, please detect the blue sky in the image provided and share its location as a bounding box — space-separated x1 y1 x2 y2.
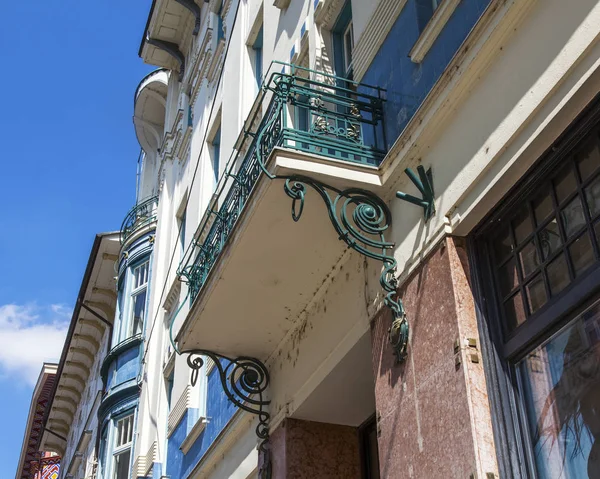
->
0 0 153 475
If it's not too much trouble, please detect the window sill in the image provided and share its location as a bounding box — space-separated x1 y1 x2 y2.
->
180 417 208 454
409 0 461 64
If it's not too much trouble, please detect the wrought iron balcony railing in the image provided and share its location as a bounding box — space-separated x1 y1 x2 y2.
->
120 196 159 245
178 63 387 303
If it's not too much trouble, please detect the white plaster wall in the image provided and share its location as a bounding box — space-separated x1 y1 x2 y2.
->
381 0 600 284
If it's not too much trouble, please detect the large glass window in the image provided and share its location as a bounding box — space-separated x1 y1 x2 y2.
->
332 1 353 79
489 132 600 336
129 261 148 337
475 106 600 477
519 301 600 477
114 259 149 345
113 414 134 479
99 412 135 479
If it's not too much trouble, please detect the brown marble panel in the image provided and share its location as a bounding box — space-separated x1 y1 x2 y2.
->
269 418 361 479
371 237 498 478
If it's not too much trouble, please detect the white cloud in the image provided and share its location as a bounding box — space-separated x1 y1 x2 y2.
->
0 304 69 386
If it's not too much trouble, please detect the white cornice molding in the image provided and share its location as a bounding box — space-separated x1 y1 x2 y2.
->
187 25 214 106
314 0 345 29
168 385 191 437
207 38 226 84
410 0 462 63
132 441 157 478
352 0 408 82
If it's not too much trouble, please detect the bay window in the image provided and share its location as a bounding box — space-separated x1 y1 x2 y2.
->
114 259 150 345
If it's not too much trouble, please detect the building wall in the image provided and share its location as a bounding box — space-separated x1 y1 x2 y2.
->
130 0 600 477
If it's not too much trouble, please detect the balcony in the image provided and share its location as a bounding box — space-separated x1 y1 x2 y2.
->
120 196 159 246
176 65 388 359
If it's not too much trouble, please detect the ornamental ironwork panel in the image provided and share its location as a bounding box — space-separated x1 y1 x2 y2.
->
120 196 159 245
178 66 388 304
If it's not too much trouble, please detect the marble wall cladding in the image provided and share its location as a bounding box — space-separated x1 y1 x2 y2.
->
371 236 498 478
269 418 361 479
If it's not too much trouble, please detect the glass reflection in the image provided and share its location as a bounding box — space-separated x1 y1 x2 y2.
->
519 300 600 477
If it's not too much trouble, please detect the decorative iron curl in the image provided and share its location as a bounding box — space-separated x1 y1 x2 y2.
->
281 175 409 362
184 350 271 450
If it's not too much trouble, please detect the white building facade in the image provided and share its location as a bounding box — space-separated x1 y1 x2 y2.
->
38 0 600 478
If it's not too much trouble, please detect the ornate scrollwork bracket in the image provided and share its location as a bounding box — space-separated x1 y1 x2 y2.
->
185 350 272 477
396 166 435 221
281 176 409 363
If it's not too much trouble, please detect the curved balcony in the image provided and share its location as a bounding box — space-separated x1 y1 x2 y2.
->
134 69 168 156
176 64 388 358
120 196 159 246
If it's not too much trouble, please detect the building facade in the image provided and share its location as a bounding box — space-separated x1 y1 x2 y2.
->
15 364 61 479
35 0 600 478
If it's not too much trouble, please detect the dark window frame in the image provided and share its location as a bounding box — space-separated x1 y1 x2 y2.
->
469 93 600 478
358 414 380 479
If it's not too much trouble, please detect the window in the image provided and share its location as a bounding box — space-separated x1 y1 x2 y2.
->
129 261 149 337
518 302 600 478
178 207 187 258
332 1 353 79
113 414 134 479
252 26 263 89
211 126 221 187
474 102 600 477
217 1 224 42
99 412 135 479
342 20 354 76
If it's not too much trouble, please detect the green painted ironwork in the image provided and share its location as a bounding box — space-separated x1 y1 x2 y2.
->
120 195 159 245
396 166 435 220
176 63 408 362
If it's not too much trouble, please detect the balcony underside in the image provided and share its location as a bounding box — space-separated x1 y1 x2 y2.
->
177 149 382 359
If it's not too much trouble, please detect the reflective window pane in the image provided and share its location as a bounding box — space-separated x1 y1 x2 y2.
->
539 218 562 261
586 175 600 219
547 253 570 296
498 258 519 296
113 449 131 479
494 227 513 262
533 190 554 226
518 301 600 478
570 233 594 277
505 293 526 332
562 197 586 239
519 241 539 278
526 275 547 314
555 166 577 204
577 135 600 181
514 209 533 244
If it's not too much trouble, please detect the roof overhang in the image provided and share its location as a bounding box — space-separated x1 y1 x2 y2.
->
39 233 120 456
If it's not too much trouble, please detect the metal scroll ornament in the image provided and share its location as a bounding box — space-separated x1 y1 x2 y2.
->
282 177 409 362
185 350 270 449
